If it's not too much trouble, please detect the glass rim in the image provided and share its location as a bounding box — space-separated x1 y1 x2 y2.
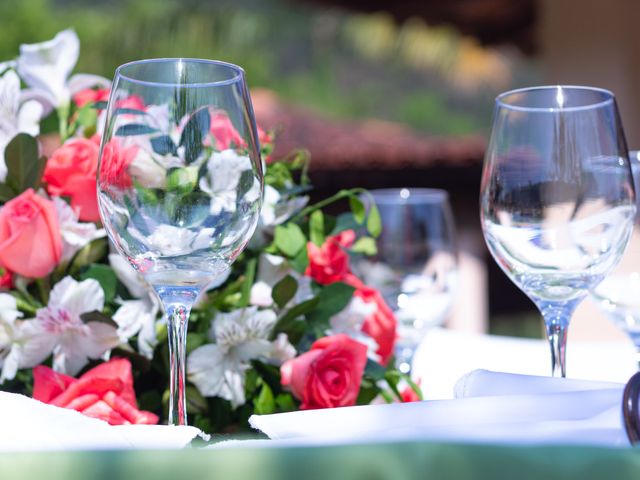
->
495 85 615 113
368 188 449 205
115 58 245 88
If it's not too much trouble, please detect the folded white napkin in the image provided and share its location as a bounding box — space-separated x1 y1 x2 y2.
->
0 391 202 451
248 370 630 448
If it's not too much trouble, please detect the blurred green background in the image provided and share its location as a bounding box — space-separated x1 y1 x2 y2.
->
0 0 538 136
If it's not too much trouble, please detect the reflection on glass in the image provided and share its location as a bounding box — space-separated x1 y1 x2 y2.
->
481 86 635 377
355 188 457 374
97 59 263 425
591 151 640 367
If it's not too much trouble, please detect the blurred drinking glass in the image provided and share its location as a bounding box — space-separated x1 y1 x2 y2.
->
356 188 458 374
591 151 640 367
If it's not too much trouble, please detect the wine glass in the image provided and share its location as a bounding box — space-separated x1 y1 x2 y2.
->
480 86 636 377
355 188 458 375
591 151 640 368
97 59 263 424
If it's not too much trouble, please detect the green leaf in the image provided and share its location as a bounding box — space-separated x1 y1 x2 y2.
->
270 296 319 339
114 107 147 116
79 264 118 302
349 196 366 224
253 381 276 415
0 183 17 202
309 210 325 247
80 310 118 328
150 135 177 155
76 105 98 128
306 282 355 326
274 223 307 257
275 393 297 412
351 237 377 255
289 246 309 274
186 332 206 354
272 274 298 309
364 359 387 382
115 124 158 136
68 239 109 276
356 378 379 405
384 370 403 401
367 203 382 237
179 107 210 164
5 134 44 193
186 385 208 414
239 258 257 307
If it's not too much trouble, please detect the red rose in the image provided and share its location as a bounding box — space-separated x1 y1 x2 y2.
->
210 111 244 150
305 230 355 285
116 95 146 112
345 274 397 366
281 334 367 410
0 189 62 278
0 268 12 289
400 384 422 403
98 139 138 190
73 88 110 108
33 358 158 425
44 138 100 221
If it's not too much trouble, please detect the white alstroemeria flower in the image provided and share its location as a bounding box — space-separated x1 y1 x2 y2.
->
128 148 166 189
0 69 43 181
35 277 120 375
187 307 295 408
249 254 313 308
0 294 52 382
17 29 109 113
199 149 254 215
145 225 215 256
112 299 159 359
329 296 380 362
54 198 106 262
109 253 150 299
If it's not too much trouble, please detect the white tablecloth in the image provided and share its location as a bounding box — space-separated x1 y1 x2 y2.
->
413 328 637 399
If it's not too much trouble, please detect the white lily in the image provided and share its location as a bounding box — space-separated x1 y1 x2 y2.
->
0 69 42 181
0 294 52 383
187 307 295 408
35 277 120 375
17 29 109 114
199 149 255 215
54 198 106 262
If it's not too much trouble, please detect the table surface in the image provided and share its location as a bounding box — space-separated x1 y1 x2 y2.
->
0 442 638 480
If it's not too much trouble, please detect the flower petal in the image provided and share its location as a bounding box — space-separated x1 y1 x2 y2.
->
17 29 79 107
66 73 111 94
49 276 105 316
187 343 227 397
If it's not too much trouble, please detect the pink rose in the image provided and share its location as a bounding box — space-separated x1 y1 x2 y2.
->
73 88 110 108
347 274 397 366
98 139 138 190
0 268 12 289
305 230 355 285
281 334 367 410
116 95 146 111
33 358 158 425
211 111 245 150
44 138 100 222
0 189 62 278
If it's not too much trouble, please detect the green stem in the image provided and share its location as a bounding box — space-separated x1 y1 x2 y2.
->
35 277 50 305
57 103 70 142
15 297 38 316
292 187 367 222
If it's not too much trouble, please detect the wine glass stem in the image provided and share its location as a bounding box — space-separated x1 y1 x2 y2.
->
541 301 577 378
166 302 191 425
154 285 199 426
546 322 568 378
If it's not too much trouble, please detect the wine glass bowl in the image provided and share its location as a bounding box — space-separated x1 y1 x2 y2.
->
480 86 635 377
355 188 458 374
97 59 263 424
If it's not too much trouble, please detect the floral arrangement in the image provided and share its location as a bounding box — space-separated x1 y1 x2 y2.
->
0 30 420 432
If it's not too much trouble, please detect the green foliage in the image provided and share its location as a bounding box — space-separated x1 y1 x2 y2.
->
271 275 298 309
2 134 46 199
79 264 118 303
